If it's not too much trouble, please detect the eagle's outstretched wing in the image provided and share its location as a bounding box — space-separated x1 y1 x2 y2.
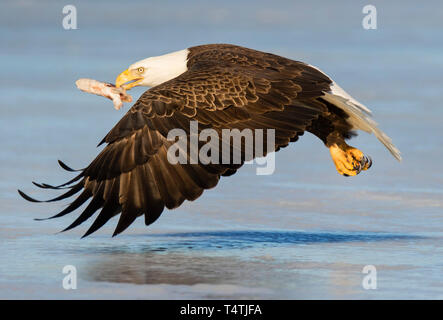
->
19 54 332 237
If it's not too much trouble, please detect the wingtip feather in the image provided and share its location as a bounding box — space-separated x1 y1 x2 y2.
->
18 189 41 203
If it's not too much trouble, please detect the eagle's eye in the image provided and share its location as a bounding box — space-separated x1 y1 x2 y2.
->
137 67 145 74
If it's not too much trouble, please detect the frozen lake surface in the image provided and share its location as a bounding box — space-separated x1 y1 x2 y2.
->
1 0 442 299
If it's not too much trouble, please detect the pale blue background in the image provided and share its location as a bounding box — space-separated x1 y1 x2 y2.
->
0 0 442 299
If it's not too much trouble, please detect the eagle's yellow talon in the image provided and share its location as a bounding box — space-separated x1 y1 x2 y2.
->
329 143 372 177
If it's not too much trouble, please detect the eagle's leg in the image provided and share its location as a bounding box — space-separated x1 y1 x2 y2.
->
306 101 373 176
327 136 372 176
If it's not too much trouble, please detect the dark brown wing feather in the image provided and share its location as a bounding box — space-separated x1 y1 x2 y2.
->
19 44 332 237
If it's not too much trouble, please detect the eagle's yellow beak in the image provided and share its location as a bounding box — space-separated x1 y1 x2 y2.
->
115 69 143 90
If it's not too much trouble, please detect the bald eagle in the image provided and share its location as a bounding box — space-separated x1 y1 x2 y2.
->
19 44 401 237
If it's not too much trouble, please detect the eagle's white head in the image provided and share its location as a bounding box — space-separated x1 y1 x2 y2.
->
115 49 189 89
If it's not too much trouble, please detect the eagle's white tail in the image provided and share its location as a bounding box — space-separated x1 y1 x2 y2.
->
322 82 402 161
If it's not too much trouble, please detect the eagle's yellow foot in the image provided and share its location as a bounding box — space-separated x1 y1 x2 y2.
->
329 143 372 176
